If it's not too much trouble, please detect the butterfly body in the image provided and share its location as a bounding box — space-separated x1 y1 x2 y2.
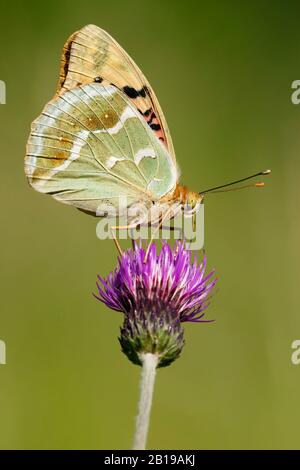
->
25 24 202 229
166 184 203 206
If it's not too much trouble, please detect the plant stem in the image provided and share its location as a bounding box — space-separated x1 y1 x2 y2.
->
132 353 158 450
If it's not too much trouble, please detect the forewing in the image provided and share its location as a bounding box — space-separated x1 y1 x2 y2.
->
57 24 176 162
25 83 178 215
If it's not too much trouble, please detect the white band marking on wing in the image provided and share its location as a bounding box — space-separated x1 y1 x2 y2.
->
106 155 126 169
94 106 136 135
134 147 157 165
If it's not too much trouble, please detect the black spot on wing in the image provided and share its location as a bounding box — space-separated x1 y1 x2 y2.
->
150 123 161 131
143 108 152 117
147 112 156 125
94 76 103 83
123 85 148 99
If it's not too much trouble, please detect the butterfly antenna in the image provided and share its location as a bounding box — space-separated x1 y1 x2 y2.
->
199 169 271 195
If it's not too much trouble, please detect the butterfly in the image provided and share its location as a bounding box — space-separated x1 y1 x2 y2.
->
24 24 269 252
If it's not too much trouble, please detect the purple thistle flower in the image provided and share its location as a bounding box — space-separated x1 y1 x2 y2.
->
94 241 217 367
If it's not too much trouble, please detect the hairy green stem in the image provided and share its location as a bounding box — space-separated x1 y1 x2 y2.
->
132 353 158 450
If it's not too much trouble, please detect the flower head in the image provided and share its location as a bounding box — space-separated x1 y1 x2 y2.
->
94 241 217 367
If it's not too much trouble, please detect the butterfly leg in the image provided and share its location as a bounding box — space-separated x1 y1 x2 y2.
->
110 226 123 257
143 206 175 263
110 222 140 256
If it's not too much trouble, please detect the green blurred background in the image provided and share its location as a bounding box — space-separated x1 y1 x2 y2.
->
0 0 300 450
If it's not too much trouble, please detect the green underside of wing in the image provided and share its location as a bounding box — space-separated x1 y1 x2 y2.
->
25 83 177 214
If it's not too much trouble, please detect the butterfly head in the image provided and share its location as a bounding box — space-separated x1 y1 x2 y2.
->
186 190 204 208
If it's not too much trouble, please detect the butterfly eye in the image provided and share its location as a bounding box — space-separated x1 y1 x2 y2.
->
94 76 103 83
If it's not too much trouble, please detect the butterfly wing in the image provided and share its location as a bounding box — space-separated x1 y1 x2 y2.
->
57 24 176 162
25 83 178 215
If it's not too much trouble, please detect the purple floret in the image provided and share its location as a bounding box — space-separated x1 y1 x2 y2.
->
94 241 217 323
